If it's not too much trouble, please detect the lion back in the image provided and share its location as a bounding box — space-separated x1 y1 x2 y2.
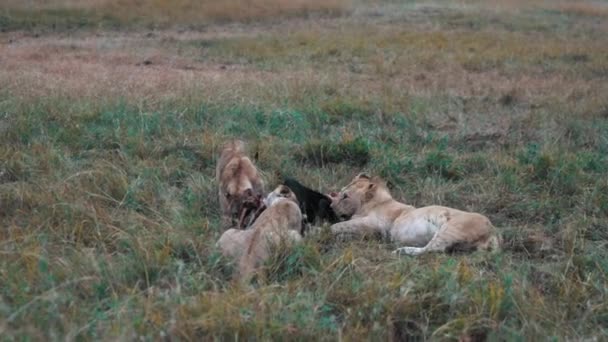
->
237 199 302 282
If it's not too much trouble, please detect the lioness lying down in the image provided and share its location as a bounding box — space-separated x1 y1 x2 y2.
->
217 185 303 282
330 174 500 255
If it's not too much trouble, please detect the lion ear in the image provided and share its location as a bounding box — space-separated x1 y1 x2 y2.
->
356 173 371 180
364 183 377 201
371 176 387 186
279 186 291 195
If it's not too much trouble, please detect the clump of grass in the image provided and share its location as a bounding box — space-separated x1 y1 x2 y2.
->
264 242 323 283
295 136 370 167
378 156 416 187
517 144 582 196
320 97 375 124
587 181 608 218
107 0 351 25
0 7 109 31
554 2 608 18
420 145 462 180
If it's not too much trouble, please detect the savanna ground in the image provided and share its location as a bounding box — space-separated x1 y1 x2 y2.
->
1 0 608 340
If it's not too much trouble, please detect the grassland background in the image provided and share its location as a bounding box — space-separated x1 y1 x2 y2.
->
1 0 608 340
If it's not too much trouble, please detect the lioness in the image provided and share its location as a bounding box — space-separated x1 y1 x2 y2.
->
330 174 500 255
217 185 303 282
216 140 264 228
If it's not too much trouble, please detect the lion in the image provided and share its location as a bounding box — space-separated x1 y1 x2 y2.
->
216 139 264 229
330 174 500 256
216 185 303 282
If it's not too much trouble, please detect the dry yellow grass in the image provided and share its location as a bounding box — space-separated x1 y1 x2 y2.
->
1 0 351 24
106 0 350 23
554 1 608 17
2 28 605 115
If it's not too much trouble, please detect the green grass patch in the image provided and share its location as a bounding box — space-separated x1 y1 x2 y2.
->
295 136 371 167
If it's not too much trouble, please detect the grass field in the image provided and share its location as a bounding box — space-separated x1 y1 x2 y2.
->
1 0 608 340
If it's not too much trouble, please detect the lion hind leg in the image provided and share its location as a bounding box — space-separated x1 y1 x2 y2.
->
393 246 425 256
392 242 448 256
394 231 500 257
393 231 450 256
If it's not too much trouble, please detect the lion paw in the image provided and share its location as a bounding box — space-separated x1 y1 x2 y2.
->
393 247 424 256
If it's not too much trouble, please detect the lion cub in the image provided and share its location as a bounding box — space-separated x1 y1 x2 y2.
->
216 140 264 228
330 174 500 256
217 185 303 282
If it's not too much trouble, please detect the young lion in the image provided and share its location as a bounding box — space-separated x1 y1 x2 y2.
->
330 174 500 256
216 185 303 282
216 140 264 229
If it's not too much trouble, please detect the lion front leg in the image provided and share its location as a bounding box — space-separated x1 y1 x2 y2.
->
218 192 233 227
330 216 386 240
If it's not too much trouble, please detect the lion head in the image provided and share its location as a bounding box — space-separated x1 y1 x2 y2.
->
331 173 391 219
328 191 359 220
221 156 260 218
264 185 299 208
